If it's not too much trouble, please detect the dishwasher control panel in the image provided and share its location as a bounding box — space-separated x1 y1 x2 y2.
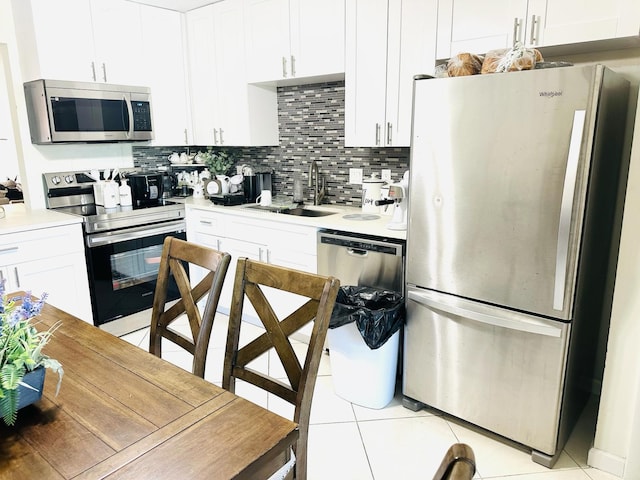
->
317 229 405 294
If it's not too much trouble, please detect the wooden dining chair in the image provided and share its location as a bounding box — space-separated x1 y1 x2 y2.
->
149 236 231 378
222 258 340 480
432 443 476 480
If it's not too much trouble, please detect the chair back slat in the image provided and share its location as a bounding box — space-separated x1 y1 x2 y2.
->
223 258 340 480
150 236 231 379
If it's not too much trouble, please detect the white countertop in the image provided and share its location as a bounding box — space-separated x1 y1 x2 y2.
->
0 199 406 241
180 197 407 241
0 204 83 235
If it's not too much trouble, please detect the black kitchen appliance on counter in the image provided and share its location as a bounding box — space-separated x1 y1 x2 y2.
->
128 171 164 207
244 170 273 203
210 193 245 206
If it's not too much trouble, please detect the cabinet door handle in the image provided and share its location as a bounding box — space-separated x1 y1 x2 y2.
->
375 123 381 146
282 56 288 78
219 128 224 145
184 128 188 144
512 17 521 45
101 62 107 82
13 267 20 289
529 15 538 45
91 61 97 81
387 122 392 145
213 128 219 145
290 55 296 77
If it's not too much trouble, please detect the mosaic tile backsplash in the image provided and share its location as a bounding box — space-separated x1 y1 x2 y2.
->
132 81 410 206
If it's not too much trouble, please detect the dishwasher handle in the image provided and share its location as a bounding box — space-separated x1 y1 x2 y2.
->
347 248 368 256
318 231 404 256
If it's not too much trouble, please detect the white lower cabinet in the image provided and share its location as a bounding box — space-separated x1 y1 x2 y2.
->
0 224 93 323
186 207 318 338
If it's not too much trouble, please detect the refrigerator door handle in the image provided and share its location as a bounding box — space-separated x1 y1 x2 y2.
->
553 110 586 311
408 289 563 338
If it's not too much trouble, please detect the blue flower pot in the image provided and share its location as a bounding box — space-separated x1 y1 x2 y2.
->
17 366 45 410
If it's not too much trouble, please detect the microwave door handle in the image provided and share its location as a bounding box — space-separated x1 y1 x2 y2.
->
124 96 134 139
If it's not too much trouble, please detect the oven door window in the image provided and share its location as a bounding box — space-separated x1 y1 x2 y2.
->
87 230 187 325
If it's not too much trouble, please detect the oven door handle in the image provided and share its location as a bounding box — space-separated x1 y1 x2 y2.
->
86 220 185 248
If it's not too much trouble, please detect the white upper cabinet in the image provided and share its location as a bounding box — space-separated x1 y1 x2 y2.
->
436 0 640 59
12 0 96 82
11 0 144 84
530 0 640 47
244 0 345 83
89 0 145 84
186 4 218 145
139 5 190 145
345 0 436 148
186 0 278 146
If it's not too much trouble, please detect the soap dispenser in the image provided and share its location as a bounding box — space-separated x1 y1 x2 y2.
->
119 178 132 207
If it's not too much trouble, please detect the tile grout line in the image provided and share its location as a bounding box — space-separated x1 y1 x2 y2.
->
351 401 377 480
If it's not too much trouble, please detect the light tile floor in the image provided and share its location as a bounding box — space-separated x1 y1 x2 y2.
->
120 313 618 480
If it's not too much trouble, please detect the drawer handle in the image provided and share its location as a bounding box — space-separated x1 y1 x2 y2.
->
0 246 19 255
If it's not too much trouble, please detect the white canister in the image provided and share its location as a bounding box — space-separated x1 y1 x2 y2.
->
103 181 119 208
362 174 386 213
93 181 105 205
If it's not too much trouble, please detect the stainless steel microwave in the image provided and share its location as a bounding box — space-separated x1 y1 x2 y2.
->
23 79 154 144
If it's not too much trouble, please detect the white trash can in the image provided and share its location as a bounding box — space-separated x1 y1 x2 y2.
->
328 321 400 409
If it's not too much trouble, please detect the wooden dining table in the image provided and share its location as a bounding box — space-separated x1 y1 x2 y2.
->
0 296 298 479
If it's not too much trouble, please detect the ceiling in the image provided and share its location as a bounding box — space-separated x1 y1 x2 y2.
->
127 0 220 12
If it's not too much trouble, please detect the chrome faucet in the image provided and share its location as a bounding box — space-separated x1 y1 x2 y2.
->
309 160 325 205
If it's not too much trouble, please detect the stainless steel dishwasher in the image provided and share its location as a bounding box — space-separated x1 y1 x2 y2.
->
317 229 406 408
317 229 405 294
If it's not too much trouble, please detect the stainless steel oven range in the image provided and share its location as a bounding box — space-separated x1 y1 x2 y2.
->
43 170 186 335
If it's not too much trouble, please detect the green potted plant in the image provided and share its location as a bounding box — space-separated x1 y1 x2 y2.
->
0 281 63 426
199 147 235 177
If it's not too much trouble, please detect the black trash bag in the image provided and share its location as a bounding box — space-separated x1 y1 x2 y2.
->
329 286 405 350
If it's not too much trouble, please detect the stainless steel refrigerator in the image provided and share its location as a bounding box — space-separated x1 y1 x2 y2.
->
403 64 630 467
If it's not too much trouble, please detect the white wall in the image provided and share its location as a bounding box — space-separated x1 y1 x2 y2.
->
0 0 134 209
589 95 640 478
545 48 640 478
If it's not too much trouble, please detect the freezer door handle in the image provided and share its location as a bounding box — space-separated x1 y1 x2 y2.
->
408 289 563 337
554 110 585 311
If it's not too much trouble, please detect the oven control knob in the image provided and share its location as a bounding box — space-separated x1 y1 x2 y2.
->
51 175 61 185
64 175 75 184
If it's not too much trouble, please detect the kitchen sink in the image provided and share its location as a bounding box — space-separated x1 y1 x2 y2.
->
245 205 287 213
279 208 335 217
244 205 336 217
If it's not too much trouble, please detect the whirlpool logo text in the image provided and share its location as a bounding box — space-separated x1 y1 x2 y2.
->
539 91 563 98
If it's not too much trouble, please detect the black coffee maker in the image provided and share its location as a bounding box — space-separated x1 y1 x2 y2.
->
243 170 273 203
